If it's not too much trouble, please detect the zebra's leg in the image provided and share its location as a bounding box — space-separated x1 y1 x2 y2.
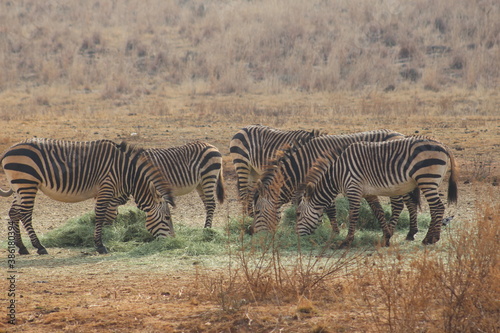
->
421 188 445 245
237 166 259 217
365 196 392 247
104 194 128 225
235 163 252 215
8 204 29 255
104 206 119 225
388 196 404 234
16 194 48 255
403 193 419 241
197 186 216 228
340 191 363 249
325 203 339 234
94 192 115 254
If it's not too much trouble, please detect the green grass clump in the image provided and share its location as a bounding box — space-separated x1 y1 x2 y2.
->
40 199 432 256
332 197 430 231
42 206 228 256
42 206 153 250
277 198 431 249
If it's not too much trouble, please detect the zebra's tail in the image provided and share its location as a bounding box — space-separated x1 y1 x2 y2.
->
0 188 13 197
447 151 458 204
0 151 13 197
216 169 225 204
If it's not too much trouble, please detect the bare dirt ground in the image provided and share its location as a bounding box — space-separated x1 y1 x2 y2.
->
0 105 499 332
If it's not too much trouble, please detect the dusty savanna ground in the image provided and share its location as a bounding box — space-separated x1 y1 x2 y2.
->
0 89 499 332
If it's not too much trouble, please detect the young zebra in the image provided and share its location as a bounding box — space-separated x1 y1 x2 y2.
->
251 130 419 239
296 136 458 247
230 124 323 215
143 141 225 228
0 138 175 255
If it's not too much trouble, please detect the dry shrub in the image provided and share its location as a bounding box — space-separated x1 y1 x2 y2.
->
463 154 494 183
423 66 442 92
205 225 363 312
359 201 500 332
429 202 499 332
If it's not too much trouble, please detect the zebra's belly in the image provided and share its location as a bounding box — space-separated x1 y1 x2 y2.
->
361 181 416 197
39 185 98 203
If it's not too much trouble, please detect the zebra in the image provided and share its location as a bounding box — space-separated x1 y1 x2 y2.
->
143 141 225 228
295 136 458 247
251 129 419 239
0 138 176 255
230 124 323 215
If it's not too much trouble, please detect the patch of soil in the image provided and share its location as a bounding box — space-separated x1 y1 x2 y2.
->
0 112 499 332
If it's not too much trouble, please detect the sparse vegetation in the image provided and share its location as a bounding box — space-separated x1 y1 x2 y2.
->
35 199 500 332
1 0 500 113
0 0 499 331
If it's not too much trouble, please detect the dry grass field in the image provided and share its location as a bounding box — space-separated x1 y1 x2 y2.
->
1 0 499 332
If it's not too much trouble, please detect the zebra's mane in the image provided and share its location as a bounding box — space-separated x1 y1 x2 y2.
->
253 161 285 206
294 150 339 201
24 137 119 146
259 162 281 188
310 128 327 138
306 153 336 185
256 137 310 188
405 134 441 143
245 124 326 138
117 141 175 205
118 141 145 156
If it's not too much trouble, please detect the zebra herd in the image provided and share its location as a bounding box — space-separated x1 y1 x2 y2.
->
1 125 458 255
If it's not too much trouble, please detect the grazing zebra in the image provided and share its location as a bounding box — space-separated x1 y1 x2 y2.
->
296 136 458 247
0 138 175 255
251 129 419 238
143 141 225 228
230 124 323 215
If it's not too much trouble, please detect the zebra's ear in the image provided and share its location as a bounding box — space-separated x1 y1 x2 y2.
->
252 180 262 203
163 195 176 208
305 182 315 199
256 179 264 194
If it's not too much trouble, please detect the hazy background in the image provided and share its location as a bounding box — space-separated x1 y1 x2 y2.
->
1 0 498 108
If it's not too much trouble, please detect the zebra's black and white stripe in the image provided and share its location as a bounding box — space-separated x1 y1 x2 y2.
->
144 141 225 228
0 138 175 255
251 129 419 238
230 124 323 215
296 136 458 247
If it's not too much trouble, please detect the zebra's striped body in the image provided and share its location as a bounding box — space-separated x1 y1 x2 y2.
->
296 136 458 247
1 138 175 255
230 124 323 215
144 141 225 228
252 130 419 238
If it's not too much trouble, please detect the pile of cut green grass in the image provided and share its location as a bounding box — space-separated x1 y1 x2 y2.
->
41 200 431 256
279 198 431 248
41 206 229 256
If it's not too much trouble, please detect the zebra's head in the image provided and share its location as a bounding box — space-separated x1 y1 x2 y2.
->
295 182 325 235
250 164 285 234
295 154 338 236
129 150 177 237
145 193 175 238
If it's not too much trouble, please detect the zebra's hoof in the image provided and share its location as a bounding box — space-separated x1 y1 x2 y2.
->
18 247 30 255
422 235 439 245
96 246 108 254
405 234 416 241
37 248 49 255
331 227 340 235
338 241 352 249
